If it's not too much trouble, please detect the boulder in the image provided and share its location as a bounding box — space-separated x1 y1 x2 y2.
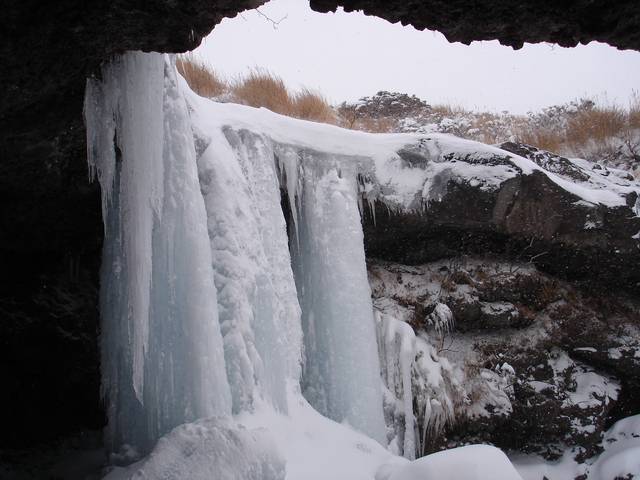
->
363 142 640 293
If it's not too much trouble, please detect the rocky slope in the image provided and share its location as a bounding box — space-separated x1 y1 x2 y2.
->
362 143 640 463
369 257 639 461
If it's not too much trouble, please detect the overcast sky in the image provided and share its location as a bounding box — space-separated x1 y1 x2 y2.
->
194 0 640 114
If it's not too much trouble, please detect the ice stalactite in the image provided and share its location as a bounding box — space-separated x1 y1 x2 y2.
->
286 152 387 446
85 52 231 454
376 310 417 459
375 311 457 458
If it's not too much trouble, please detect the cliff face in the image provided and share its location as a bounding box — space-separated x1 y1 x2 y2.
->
1 0 639 454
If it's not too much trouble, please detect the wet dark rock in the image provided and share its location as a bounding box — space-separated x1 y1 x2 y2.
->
0 269 103 447
498 142 591 182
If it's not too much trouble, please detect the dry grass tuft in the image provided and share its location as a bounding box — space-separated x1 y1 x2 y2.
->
566 103 626 152
176 56 227 99
177 58 337 123
292 87 336 124
230 68 293 115
517 128 564 154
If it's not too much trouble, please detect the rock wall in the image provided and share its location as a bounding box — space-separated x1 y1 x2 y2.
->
369 258 639 461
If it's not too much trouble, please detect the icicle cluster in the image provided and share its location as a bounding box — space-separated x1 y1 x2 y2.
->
196 127 303 415
85 53 232 453
376 311 457 458
86 51 388 456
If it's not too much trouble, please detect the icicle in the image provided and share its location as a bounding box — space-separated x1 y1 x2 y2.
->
86 51 166 401
196 127 303 415
275 144 303 245
86 52 231 455
367 196 377 226
291 155 387 446
427 303 455 336
375 311 416 459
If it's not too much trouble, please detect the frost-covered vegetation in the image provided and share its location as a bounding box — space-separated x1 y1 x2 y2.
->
178 57 640 177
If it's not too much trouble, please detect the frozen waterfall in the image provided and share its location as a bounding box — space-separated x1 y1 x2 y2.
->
83 50 640 480
85 51 389 456
289 154 386 445
85 53 232 453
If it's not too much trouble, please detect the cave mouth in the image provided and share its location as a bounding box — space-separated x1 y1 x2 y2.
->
193 0 640 116
2 0 640 475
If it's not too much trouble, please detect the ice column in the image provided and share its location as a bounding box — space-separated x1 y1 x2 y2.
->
195 127 303 415
289 152 387 445
376 311 417 459
85 52 231 454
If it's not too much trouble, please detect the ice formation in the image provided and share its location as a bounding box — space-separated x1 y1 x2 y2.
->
86 50 640 477
85 51 389 458
85 53 232 453
289 157 386 444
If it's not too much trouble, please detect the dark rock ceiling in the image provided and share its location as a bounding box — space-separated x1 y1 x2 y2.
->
311 0 640 51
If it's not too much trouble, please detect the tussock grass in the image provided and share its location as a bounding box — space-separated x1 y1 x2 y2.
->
566 103 626 153
292 87 336 123
178 58 336 123
517 128 564 155
230 68 293 114
176 56 227 99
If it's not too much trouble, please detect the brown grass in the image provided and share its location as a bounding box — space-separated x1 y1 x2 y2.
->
176 56 227 99
230 68 293 115
565 103 626 152
517 128 564 154
291 87 336 124
178 60 337 123
628 92 640 130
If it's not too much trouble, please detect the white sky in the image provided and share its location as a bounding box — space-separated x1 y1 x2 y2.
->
194 0 640 114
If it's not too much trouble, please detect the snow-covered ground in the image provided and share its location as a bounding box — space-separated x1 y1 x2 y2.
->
511 414 640 480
